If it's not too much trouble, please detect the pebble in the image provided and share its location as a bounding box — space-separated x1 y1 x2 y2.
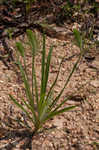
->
90 80 99 88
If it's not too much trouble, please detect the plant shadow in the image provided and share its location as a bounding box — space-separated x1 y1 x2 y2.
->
0 117 57 150
0 128 33 150
0 38 14 70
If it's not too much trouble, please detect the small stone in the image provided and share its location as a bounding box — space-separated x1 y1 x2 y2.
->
90 80 99 88
92 60 99 69
53 118 64 129
95 110 99 122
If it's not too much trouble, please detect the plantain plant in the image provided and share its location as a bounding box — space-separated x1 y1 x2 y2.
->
9 29 84 134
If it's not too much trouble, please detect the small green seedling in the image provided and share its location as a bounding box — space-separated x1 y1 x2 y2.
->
9 29 84 134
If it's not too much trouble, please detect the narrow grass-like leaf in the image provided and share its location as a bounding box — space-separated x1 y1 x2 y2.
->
26 29 38 55
17 61 38 124
39 103 49 122
50 54 81 109
22 98 38 126
38 44 53 120
73 29 82 49
48 106 76 119
16 42 27 76
33 68 39 107
40 33 46 96
26 29 37 98
42 106 76 123
38 34 46 112
44 45 53 93
9 94 34 123
45 57 63 103
16 42 25 57
39 92 53 122
38 93 45 116
21 97 34 115
18 61 33 107
53 96 71 112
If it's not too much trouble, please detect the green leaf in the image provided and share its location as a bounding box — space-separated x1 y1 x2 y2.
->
45 57 63 103
38 93 45 116
39 34 46 112
16 42 25 57
53 96 71 112
33 68 39 108
21 97 34 114
43 106 77 122
18 61 33 107
50 54 81 109
26 29 38 55
39 92 53 122
73 29 82 49
17 61 38 124
9 94 34 123
26 29 38 98
44 45 53 93
40 33 46 96
92 142 99 145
